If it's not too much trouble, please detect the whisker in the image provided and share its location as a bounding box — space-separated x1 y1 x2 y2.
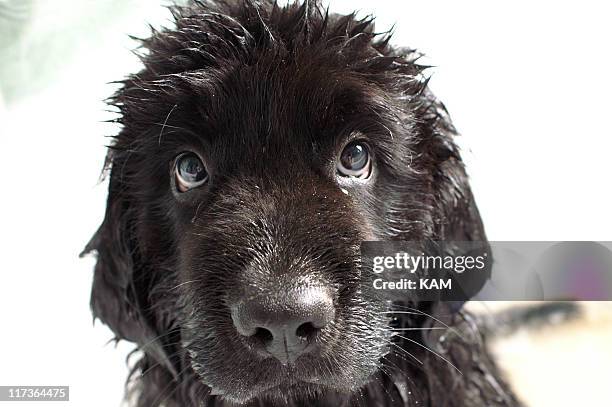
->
381 356 413 381
385 340 423 365
381 310 420 314
390 327 447 331
395 334 462 375
385 348 419 367
169 279 202 291
383 307 466 340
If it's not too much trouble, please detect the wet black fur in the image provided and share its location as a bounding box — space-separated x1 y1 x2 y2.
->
84 1 521 406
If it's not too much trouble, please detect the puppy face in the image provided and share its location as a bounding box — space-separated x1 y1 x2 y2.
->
175 66 400 401
86 1 485 405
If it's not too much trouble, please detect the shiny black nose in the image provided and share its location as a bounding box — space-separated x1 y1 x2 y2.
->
231 286 335 364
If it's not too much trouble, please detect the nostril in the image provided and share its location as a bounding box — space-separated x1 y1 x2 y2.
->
231 285 335 363
295 322 319 340
253 327 273 345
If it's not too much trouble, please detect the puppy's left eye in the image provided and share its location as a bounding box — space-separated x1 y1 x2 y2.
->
337 141 371 179
174 152 208 192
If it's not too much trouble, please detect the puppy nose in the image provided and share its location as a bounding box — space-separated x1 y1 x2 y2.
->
231 286 335 364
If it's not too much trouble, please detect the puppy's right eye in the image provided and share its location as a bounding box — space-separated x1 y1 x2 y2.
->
337 141 371 179
174 152 208 192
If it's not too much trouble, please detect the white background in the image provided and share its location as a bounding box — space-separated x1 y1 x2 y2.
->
0 1 610 406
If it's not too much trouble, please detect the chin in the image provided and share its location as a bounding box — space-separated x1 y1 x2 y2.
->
233 382 346 404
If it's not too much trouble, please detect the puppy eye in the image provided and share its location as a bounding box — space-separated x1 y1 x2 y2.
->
337 141 371 179
174 152 208 192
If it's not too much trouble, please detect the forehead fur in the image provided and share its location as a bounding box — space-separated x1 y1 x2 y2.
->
110 0 431 139
134 0 425 78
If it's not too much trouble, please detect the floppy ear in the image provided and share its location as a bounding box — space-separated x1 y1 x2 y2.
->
417 89 490 314
418 89 488 243
82 154 177 375
371 45 487 242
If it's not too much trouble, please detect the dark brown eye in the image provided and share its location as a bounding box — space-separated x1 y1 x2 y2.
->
337 141 371 179
174 152 208 192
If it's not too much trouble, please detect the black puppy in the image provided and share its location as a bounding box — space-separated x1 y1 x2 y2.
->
85 1 520 406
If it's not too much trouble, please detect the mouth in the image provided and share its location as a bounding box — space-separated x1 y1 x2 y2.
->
240 380 344 404
206 368 351 403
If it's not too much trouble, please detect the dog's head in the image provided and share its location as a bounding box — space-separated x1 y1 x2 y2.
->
85 1 486 404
